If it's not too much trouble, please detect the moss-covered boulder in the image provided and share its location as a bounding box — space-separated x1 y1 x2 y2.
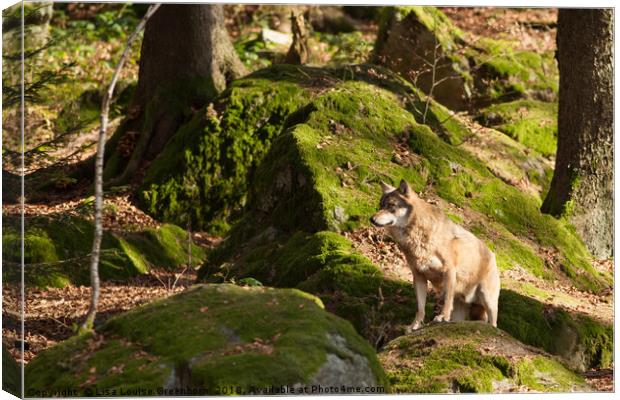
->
3 344 20 397
202 230 431 346
373 6 471 110
134 64 464 233
373 6 558 109
380 322 589 393
498 290 612 373
477 99 558 157
209 67 607 293
135 67 311 233
201 228 612 372
25 284 388 396
457 122 553 200
2 214 205 288
195 64 611 371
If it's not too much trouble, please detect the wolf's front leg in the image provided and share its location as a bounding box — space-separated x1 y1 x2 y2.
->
434 268 456 322
406 272 427 333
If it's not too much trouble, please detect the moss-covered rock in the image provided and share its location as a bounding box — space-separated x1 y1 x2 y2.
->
373 6 558 109
25 284 389 395
201 230 431 346
200 227 612 371
457 124 554 200
379 322 589 393
373 6 471 110
135 64 462 234
498 290 613 372
471 38 558 104
214 69 607 292
194 64 610 371
477 99 558 157
3 344 20 397
136 66 311 233
2 214 205 288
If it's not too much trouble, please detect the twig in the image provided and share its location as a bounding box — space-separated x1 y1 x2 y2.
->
422 16 441 124
151 270 169 290
82 4 161 331
171 266 189 291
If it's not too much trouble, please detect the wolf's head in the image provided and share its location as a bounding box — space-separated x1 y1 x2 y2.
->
370 180 415 228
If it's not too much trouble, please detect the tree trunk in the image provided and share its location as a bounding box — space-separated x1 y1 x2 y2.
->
106 4 246 184
541 9 613 259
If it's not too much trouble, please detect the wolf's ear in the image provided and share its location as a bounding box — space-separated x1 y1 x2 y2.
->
380 181 396 194
399 179 411 196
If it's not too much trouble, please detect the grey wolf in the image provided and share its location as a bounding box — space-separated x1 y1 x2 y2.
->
370 180 500 331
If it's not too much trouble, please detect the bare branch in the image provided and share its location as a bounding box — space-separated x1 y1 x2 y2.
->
81 3 161 331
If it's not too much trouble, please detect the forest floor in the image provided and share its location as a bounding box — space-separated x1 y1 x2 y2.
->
1 6 613 392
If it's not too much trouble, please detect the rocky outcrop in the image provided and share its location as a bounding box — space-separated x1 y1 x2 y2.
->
373 6 558 110
2 214 205 288
380 322 590 393
25 284 388 395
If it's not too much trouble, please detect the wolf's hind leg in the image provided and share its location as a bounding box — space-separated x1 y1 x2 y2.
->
469 303 487 321
479 291 498 327
450 299 469 322
486 303 498 327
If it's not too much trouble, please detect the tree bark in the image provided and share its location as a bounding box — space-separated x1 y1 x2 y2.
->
107 4 246 185
541 9 613 259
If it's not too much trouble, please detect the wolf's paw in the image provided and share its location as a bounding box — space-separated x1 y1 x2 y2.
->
405 321 423 333
433 314 447 323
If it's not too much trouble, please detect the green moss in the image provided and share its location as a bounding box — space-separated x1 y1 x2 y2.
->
389 6 465 50
453 121 553 199
516 282 554 300
123 224 206 270
24 331 171 395
2 215 206 288
514 357 587 392
247 80 428 234
473 221 550 279
498 289 613 371
3 344 20 397
25 284 388 395
478 100 557 156
201 230 429 344
380 322 587 393
375 6 466 73
574 315 614 369
138 66 311 232
410 97 472 145
380 322 588 393
472 39 558 102
202 231 352 287
388 343 505 393
296 244 428 342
